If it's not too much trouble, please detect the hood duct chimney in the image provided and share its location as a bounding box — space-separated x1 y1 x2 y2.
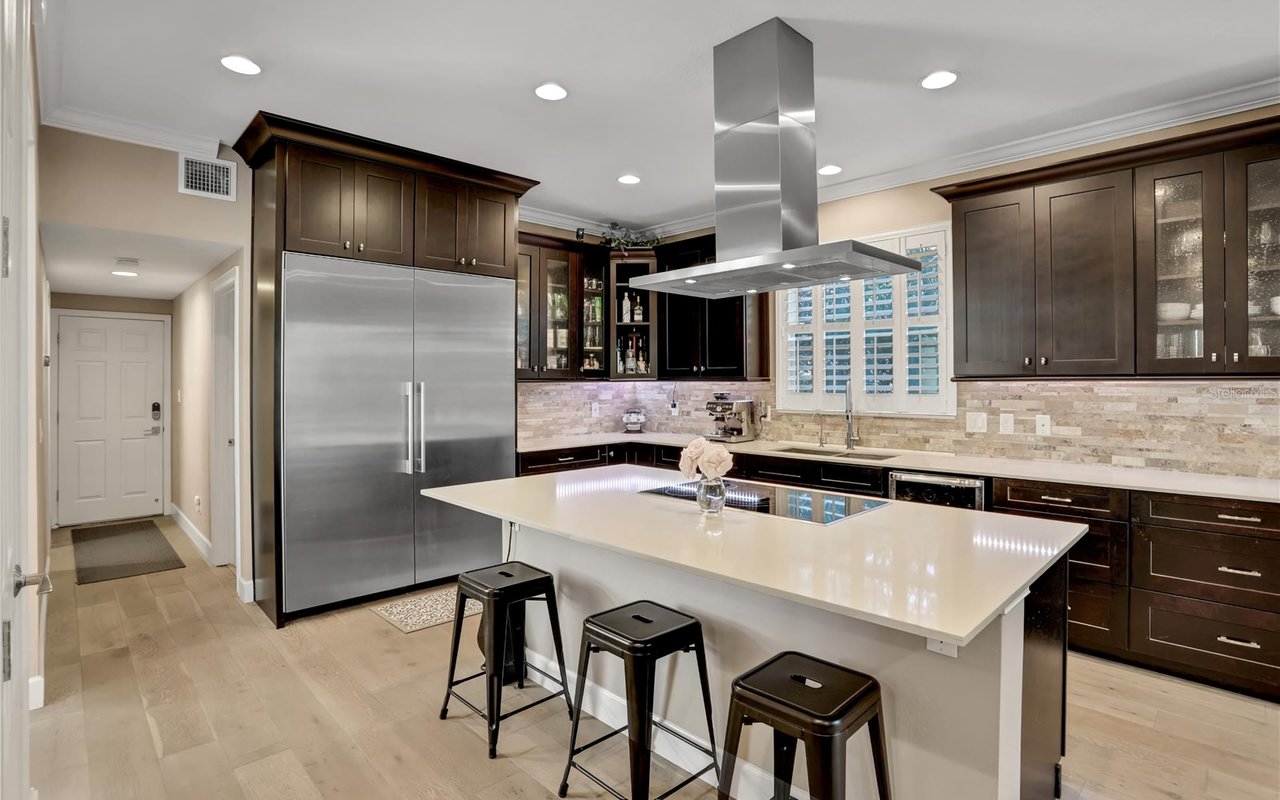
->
632 18 918 299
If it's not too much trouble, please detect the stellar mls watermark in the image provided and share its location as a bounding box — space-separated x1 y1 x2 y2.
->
1206 386 1279 400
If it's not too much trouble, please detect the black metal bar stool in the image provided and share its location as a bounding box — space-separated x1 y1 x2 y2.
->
439 561 572 758
717 651 890 800
558 601 719 800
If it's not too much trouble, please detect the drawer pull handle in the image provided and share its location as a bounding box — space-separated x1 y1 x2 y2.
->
1040 495 1073 503
760 470 802 479
1217 513 1262 523
556 456 574 462
1217 566 1262 577
1216 635 1261 650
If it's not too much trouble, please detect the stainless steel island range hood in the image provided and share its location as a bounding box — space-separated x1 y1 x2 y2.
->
631 18 918 299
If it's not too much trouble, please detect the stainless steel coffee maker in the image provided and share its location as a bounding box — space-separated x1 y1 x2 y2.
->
706 393 756 443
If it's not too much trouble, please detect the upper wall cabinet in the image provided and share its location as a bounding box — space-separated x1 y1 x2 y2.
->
951 189 1036 376
936 116 1280 378
1034 171 1134 375
237 112 536 276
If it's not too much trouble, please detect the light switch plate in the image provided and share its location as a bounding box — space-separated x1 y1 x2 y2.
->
999 413 1015 434
590 402 600 418
1035 414 1051 436
965 412 987 433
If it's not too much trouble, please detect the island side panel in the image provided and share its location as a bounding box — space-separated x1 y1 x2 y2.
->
511 525 1025 800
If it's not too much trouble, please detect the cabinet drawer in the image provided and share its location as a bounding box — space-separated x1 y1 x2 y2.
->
654 446 683 470
814 463 885 497
1130 589 1280 690
1133 525 1280 613
1131 492 1280 538
517 446 607 474
993 478 1127 520
1002 509 1129 584
1068 579 1128 651
736 455 818 487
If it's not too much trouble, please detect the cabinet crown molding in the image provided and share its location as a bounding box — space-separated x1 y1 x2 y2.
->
232 111 539 196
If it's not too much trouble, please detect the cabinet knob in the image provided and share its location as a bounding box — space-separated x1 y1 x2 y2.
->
344 241 351 250
1023 356 1031 367
1233 352 1240 363
470 258 477 266
459 258 466 265
1039 356 1047 366
358 243 365 252
1211 352 1218 362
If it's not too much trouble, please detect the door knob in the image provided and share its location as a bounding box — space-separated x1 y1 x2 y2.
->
1023 356 1031 366
358 243 365 252
143 425 162 437
344 241 351 250
470 258 477 266
13 565 52 597
1039 356 1048 366
458 258 466 265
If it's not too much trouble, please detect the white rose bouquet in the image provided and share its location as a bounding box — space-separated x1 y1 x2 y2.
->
679 436 734 480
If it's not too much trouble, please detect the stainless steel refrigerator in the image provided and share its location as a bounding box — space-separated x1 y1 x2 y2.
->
279 252 513 614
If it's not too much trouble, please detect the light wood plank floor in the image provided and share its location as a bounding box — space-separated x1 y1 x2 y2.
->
31 516 1280 800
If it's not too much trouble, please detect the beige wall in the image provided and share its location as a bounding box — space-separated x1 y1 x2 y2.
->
39 126 251 245
51 291 173 315
171 251 253 577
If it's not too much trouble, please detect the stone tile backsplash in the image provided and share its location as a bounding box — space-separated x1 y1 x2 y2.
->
518 379 1280 479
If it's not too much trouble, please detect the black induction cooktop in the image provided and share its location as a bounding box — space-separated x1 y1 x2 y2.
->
642 479 887 525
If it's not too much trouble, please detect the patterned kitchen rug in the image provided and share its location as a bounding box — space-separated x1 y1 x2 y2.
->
371 587 483 634
71 518 185 584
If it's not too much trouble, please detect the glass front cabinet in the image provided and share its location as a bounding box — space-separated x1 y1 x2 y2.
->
1137 145 1280 374
1226 143 1280 373
516 239 608 381
608 251 659 380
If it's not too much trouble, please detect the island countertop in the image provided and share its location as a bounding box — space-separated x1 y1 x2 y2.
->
423 464 1087 646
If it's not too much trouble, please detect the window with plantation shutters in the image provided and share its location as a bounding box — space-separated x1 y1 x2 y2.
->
775 224 955 416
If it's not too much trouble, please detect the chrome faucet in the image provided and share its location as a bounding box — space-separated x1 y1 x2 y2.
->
813 411 827 448
845 378 859 449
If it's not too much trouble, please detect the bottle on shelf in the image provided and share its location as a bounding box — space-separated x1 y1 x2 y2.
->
633 293 644 322
636 348 647 375
625 341 637 374
621 292 631 323
616 341 625 373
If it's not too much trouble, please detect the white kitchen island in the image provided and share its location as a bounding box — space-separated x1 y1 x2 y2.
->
424 465 1087 800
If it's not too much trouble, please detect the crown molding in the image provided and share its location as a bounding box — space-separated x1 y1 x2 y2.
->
817 79 1280 204
517 205 605 236
638 211 716 240
41 105 221 158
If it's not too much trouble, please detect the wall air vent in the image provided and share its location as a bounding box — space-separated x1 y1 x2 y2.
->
178 154 236 201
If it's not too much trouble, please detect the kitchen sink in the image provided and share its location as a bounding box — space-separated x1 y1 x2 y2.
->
771 446 899 461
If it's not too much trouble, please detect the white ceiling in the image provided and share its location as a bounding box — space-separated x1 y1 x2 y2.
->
36 1 1280 232
42 222 238 299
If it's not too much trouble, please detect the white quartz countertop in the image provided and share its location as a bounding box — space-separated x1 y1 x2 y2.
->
518 433 1280 504
423 465 1088 645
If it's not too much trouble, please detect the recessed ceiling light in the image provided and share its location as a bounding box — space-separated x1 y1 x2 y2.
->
534 82 568 101
781 263 796 270
920 70 958 90
111 270 139 278
839 275 852 281
617 174 640 185
818 164 843 176
220 55 261 76
683 278 697 284
746 288 758 294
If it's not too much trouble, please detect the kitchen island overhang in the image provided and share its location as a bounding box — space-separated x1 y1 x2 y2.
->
424 465 1087 799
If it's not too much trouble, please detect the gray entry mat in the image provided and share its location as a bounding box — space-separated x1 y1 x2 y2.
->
71 518 185 584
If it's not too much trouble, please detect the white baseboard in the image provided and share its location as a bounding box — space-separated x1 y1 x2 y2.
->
237 574 254 603
28 675 44 710
171 505 212 565
523 649 799 800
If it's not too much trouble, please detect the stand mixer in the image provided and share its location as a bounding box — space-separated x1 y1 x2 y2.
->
705 393 756 443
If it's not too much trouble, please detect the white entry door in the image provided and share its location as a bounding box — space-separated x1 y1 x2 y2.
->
57 315 166 525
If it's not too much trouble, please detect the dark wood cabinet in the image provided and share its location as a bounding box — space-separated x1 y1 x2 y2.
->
1033 171 1135 375
1067 579 1129 651
654 235 768 380
517 445 610 475
1225 142 1280 373
466 188 518 278
285 145 356 258
951 189 1037 377
1135 155 1225 373
414 175 467 271
353 161 414 265
516 235 607 381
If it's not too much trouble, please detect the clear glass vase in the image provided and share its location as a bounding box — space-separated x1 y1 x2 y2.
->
696 477 727 514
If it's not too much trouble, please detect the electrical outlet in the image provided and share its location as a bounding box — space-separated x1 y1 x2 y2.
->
999 413 1015 434
965 412 987 433
590 402 600 418
670 404 679 416
1035 414 1052 436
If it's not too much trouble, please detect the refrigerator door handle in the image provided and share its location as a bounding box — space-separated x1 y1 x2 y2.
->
402 382 414 474
417 381 426 473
